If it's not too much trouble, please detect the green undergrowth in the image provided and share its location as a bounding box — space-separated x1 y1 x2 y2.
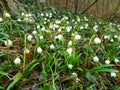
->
0 5 120 90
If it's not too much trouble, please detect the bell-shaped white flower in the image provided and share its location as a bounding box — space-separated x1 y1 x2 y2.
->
68 64 73 69
37 25 40 29
37 47 42 53
75 34 81 40
104 35 110 40
68 40 72 46
110 72 116 77
32 30 37 34
55 34 63 40
114 58 119 63
72 72 77 77
75 78 80 82
93 56 99 62
0 17 3 22
14 57 21 65
24 48 30 54
39 36 44 40
27 34 33 41
4 12 11 18
110 39 114 42
114 35 118 39
94 37 101 44
17 18 22 22
4 39 13 47
50 44 55 50
105 60 110 64
66 48 72 55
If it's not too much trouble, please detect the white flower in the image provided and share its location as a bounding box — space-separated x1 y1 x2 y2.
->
58 28 61 32
77 16 80 22
55 20 61 24
39 36 44 40
72 19 75 22
66 26 72 32
68 64 73 69
104 35 110 39
17 18 22 22
49 13 52 18
37 47 42 53
93 56 99 62
4 39 13 46
25 14 29 17
67 21 69 24
50 44 55 49
85 23 88 28
110 39 114 42
75 35 81 40
66 48 72 55
110 72 116 77
40 13 44 16
72 72 77 77
114 35 118 39
28 13 32 17
114 58 119 63
37 25 40 29
46 13 49 17
21 12 25 16
0 17 3 22
94 37 101 44
4 12 11 18
41 27 45 31
24 48 30 54
105 60 110 64
27 34 33 41
53 24 59 28
75 78 80 82
93 25 98 32
56 34 63 40
14 57 21 65
32 30 37 34
80 26 84 29
63 16 68 20
68 40 72 46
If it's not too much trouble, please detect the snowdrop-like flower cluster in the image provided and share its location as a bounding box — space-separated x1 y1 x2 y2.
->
93 25 98 32
104 35 110 40
21 12 35 23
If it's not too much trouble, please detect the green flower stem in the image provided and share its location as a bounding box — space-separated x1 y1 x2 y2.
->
23 34 27 71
